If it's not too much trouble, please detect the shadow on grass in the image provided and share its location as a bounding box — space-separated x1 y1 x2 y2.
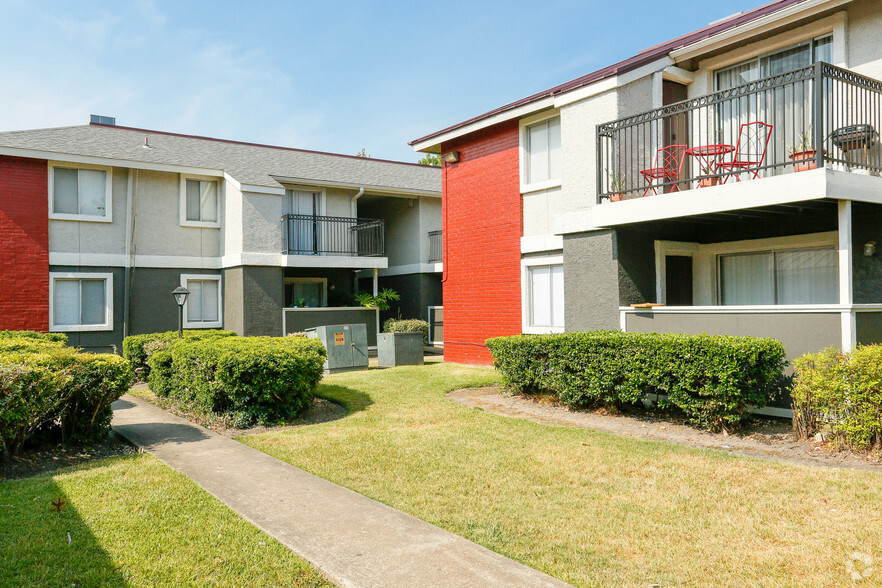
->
315 384 374 414
0 475 128 586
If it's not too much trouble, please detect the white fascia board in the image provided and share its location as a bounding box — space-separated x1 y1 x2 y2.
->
521 234 564 254
410 97 556 153
554 209 603 236
240 184 286 196
0 146 223 177
223 172 242 191
378 262 442 277
670 0 852 61
222 252 388 269
270 175 441 197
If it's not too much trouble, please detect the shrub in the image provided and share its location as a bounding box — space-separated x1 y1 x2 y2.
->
383 318 430 344
0 330 67 344
123 330 235 379
486 331 786 431
0 344 132 458
793 345 882 449
148 336 326 427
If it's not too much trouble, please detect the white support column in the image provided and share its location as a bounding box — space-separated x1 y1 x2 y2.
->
373 268 380 337
838 200 856 351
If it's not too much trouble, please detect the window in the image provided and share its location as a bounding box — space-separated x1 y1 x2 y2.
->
181 275 222 328
285 278 327 307
180 177 219 227
719 247 837 305
49 165 112 221
50 273 113 332
528 265 564 328
523 116 561 188
715 36 832 91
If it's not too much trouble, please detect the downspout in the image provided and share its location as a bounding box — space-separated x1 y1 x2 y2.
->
122 170 136 341
441 161 448 284
350 187 364 218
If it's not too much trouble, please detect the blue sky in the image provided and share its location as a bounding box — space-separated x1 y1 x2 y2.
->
1 0 754 162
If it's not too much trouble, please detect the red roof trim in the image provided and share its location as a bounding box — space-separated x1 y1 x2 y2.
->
409 0 810 147
88 123 433 169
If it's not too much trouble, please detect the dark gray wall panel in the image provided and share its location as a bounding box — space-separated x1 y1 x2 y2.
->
563 230 620 331
856 312 882 345
242 266 284 336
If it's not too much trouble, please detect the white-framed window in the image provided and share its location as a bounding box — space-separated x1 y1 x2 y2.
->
49 272 113 332
48 164 113 222
284 277 327 308
718 246 837 305
520 113 561 192
522 256 564 333
180 176 220 228
181 274 223 328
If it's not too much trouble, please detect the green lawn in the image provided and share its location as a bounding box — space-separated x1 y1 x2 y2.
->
0 454 332 587
240 359 882 587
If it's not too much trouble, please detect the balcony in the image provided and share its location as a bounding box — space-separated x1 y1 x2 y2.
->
427 230 442 263
597 62 882 204
281 214 384 257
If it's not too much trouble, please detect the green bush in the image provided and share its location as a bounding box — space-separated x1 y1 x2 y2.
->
148 336 326 427
0 330 67 344
793 345 882 449
0 342 132 459
486 331 786 431
383 318 430 344
123 330 235 379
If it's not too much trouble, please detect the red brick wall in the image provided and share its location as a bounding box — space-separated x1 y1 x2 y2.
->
0 156 49 331
441 120 522 365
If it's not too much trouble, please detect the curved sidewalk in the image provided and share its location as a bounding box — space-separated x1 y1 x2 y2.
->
112 395 571 588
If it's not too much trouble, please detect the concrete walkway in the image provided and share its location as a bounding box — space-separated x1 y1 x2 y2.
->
112 395 571 588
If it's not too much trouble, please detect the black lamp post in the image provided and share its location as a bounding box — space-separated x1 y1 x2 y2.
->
172 286 190 338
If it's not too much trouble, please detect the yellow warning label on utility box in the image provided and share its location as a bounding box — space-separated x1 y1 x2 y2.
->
334 332 345 345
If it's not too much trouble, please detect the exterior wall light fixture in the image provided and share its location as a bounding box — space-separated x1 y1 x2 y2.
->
443 151 460 164
864 241 877 257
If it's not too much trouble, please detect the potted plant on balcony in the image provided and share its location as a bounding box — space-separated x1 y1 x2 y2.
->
696 163 720 188
785 128 820 172
607 171 627 202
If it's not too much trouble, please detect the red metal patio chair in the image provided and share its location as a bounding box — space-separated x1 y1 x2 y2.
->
639 144 688 197
716 121 773 183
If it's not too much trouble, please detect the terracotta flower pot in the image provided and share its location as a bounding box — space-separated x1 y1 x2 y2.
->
697 176 719 188
789 149 818 172
609 192 624 202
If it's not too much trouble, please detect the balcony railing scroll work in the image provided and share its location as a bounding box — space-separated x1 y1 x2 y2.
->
282 214 385 256
597 62 882 203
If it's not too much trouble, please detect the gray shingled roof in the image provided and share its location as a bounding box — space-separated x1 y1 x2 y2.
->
0 124 441 193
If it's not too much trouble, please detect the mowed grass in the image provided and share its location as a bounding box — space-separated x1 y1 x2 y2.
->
0 454 332 587
240 359 882 587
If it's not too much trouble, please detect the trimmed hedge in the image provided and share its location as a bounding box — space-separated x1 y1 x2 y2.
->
0 338 132 459
0 330 67 344
123 330 236 378
793 345 882 449
383 318 430 344
486 331 786 431
148 336 326 427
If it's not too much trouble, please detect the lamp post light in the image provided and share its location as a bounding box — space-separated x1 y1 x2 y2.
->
172 286 190 338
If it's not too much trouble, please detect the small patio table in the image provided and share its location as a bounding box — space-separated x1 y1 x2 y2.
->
685 144 735 186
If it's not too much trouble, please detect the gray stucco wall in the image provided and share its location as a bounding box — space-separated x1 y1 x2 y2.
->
129 267 223 337
242 266 284 336
856 312 882 345
563 230 620 331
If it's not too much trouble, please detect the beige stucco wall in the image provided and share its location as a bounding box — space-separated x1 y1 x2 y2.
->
846 0 882 80
241 191 282 254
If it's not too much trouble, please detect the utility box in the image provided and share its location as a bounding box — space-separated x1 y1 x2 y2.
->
305 324 369 374
377 332 424 367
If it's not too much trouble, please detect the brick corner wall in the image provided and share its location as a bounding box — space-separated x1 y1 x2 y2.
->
441 120 522 365
0 155 49 331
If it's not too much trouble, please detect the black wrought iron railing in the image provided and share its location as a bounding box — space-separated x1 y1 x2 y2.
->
597 62 882 203
428 230 442 263
281 214 384 256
